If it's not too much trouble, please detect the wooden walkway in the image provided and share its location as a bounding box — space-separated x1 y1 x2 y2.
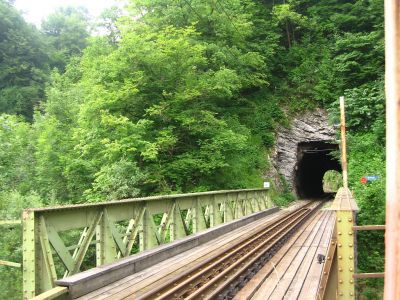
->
237 206 335 299
75 202 334 300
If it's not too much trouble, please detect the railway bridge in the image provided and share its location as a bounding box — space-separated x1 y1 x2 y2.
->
1 2 400 299
16 186 375 300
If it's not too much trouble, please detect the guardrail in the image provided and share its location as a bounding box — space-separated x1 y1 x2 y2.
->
353 225 385 280
22 188 271 299
318 188 385 299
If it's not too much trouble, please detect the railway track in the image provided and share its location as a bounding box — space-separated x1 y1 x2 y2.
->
138 201 323 300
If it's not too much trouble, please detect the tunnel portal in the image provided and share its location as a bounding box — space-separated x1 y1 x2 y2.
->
295 141 341 199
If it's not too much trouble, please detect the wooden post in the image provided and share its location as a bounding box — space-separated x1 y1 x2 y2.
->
384 1 400 299
339 96 349 189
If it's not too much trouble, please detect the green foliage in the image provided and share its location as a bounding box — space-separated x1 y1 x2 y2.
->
343 80 385 134
41 6 91 72
347 132 385 299
33 8 282 198
271 175 295 207
0 115 35 193
323 170 342 193
85 159 145 202
269 0 384 111
95 6 122 45
333 31 384 91
0 0 50 119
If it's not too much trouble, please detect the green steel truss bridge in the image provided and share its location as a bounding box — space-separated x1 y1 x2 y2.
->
0 187 382 300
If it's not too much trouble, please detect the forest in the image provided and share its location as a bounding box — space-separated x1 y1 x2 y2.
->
0 0 385 298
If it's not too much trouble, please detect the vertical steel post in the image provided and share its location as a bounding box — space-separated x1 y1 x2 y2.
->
331 188 358 299
336 210 356 298
96 210 115 265
384 1 400 299
192 196 207 233
171 200 186 241
141 204 158 250
224 193 234 222
22 210 36 299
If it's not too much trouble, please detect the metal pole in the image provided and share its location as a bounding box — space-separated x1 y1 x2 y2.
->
340 96 349 188
384 1 400 299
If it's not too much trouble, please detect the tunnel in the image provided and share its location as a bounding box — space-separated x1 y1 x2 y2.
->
294 141 341 199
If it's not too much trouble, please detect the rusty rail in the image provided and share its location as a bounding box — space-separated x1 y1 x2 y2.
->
353 225 385 231
354 273 385 279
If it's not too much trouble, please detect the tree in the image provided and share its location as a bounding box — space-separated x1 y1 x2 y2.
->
272 2 307 48
95 6 122 46
0 0 50 119
41 6 90 71
0 114 35 192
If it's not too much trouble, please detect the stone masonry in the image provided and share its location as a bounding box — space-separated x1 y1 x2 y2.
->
267 108 337 191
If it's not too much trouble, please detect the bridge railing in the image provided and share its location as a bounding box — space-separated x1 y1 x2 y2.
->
22 188 271 299
319 187 385 299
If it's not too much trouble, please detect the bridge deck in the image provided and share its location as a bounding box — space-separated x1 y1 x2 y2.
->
238 206 334 299
73 202 334 300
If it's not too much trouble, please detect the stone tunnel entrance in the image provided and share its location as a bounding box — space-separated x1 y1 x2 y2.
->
295 141 341 199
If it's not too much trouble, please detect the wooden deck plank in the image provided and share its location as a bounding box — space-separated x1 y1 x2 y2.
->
298 212 336 299
267 211 330 300
74 201 327 300
126 205 324 300
283 211 334 299
251 211 329 300
233 210 325 300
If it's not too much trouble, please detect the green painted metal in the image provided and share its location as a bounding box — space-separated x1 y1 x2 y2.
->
0 260 21 268
336 210 356 299
0 219 21 225
22 210 36 300
123 206 145 257
46 223 75 272
30 286 68 300
64 227 88 277
330 187 358 300
38 217 57 290
71 210 103 274
97 209 116 266
21 188 270 298
104 210 126 255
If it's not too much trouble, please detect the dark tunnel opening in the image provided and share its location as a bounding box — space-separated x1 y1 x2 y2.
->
295 141 341 199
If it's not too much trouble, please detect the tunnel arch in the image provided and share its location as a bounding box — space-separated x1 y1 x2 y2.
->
294 141 341 199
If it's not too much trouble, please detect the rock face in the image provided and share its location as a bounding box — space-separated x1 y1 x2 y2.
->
268 108 336 194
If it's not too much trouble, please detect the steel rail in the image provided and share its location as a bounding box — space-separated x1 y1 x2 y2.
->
138 201 321 300
195 203 322 300
167 209 311 300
